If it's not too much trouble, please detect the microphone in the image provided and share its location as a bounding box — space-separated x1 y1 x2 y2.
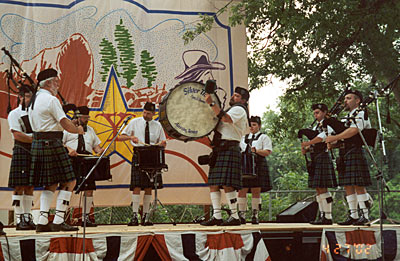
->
124 115 133 124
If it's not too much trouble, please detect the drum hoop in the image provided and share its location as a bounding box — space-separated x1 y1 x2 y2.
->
160 81 221 141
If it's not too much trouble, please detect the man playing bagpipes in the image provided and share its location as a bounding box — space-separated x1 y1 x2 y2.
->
300 104 337 225
324 90 373 225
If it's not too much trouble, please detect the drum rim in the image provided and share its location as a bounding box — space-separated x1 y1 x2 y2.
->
159 81 221 141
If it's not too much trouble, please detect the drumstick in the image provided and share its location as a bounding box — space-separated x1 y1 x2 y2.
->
76 153 94 157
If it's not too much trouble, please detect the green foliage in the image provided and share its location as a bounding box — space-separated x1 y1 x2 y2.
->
140 50 158 87
99 38 119 81
115 19 138 88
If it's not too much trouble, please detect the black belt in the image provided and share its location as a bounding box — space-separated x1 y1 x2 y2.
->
219 140 239 147
34 131 63 140
15 140 31 149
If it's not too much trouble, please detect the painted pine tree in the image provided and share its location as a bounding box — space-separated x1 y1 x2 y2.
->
99 38 119 82
114 19 137 88
140 50 158 87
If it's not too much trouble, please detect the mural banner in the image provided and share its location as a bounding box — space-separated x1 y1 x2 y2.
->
0 0 248 209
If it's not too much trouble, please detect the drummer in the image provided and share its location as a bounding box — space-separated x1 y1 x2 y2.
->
238 116 272 224
63 106 105 227
119 102 167 226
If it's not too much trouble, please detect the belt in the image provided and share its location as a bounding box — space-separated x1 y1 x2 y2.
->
34 131 63 140
15 140 31 149
219 140 239 147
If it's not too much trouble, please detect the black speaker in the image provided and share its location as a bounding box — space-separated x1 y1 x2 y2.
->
276 201 318 223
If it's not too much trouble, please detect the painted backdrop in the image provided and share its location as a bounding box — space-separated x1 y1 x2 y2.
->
0 0 248 209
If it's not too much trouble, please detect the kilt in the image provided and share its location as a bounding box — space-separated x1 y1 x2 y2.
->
242 156 272 192
71 157 96 191
208 145 242 190
338 146 371 186
29 137 75 187
8 141 32 188
308 151 337 188
130 153 163 190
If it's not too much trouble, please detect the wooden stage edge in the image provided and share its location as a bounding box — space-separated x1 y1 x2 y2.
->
3 223 400 237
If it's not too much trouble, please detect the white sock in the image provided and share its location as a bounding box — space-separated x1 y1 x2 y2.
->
131 194 140 213
320 192 332 219
225 191 239 219
251 197 262 211
237 197 247 212
82 196 93 217
357 193 369 219
12 195 24 223
210 191 222 219
143 194 152 214
38 190 54 225
316 195 323 217
346 194 358 219
53 190 72 225
22 195 34 222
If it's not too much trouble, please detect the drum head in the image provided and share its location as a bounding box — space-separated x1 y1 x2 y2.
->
160 82 220 141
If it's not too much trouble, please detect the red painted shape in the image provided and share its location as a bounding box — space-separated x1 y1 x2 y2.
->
165 149 208 183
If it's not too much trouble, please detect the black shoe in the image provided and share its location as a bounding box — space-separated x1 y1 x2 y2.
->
219 216 241 226
200 216 223 226
128 213 139 226
251 215 259 225
310 215 333 225
16 219 31 231
81 215 97 227
338 215 358 225
239 211 246 224
353 215 370 226
50 222 79 232
141 213 153 226
36 223 53 232
26 215 36 230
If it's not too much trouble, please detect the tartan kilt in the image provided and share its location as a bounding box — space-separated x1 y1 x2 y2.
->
242 156 272 192
8 142 32 188
71 157 96 191
29 138 75 187
308 151 337 188
338 147 371 186
130 154 163 190
208 145 242 190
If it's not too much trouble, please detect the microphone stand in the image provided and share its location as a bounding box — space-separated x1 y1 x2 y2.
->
75 115 132 260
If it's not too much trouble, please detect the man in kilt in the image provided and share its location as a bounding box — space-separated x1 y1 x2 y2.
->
7 84 36 230
201 86 249 226
119 102 167 226
238 116 272 225
63 106 105 227
300 104 337 225
28 68 84 232
325 90 373 225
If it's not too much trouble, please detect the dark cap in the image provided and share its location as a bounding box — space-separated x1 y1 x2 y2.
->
37 68 58 84
143 102 156 112
311 103 328 112
234 86 250 101
345 89 363 102
76 106 89 116
250 116 261 125
18 84 33 94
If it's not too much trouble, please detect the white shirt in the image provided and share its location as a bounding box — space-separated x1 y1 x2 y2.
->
7 105 33 139
217 106 248 141
63 125 101 153
121 117 166 147
345 108 371 131
240 131 272 152
28 89 66 132
315 119 334 141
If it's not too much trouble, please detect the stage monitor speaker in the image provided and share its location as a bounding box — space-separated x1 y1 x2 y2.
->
276 201 318 223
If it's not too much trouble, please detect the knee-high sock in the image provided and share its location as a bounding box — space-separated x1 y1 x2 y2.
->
346 194 358 219
22 194 34 222
225 191 239 219
131 194 140 213
237 197 247 212
316 195 323 216
320 192 333 219
53 190 72 225
12 195 23 224
38 190 54 225
83 196 93 216
251 197 262 218
210 191 222 219
143 194 152 214
357 193 369 219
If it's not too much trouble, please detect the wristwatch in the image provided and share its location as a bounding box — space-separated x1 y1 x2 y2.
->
209 102 216 107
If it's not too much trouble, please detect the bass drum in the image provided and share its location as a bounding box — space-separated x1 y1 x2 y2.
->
159 82 221 141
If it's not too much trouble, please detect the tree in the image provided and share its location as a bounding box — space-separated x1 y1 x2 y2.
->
140 50 158 87
115 19 138 88
99 38 119 81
